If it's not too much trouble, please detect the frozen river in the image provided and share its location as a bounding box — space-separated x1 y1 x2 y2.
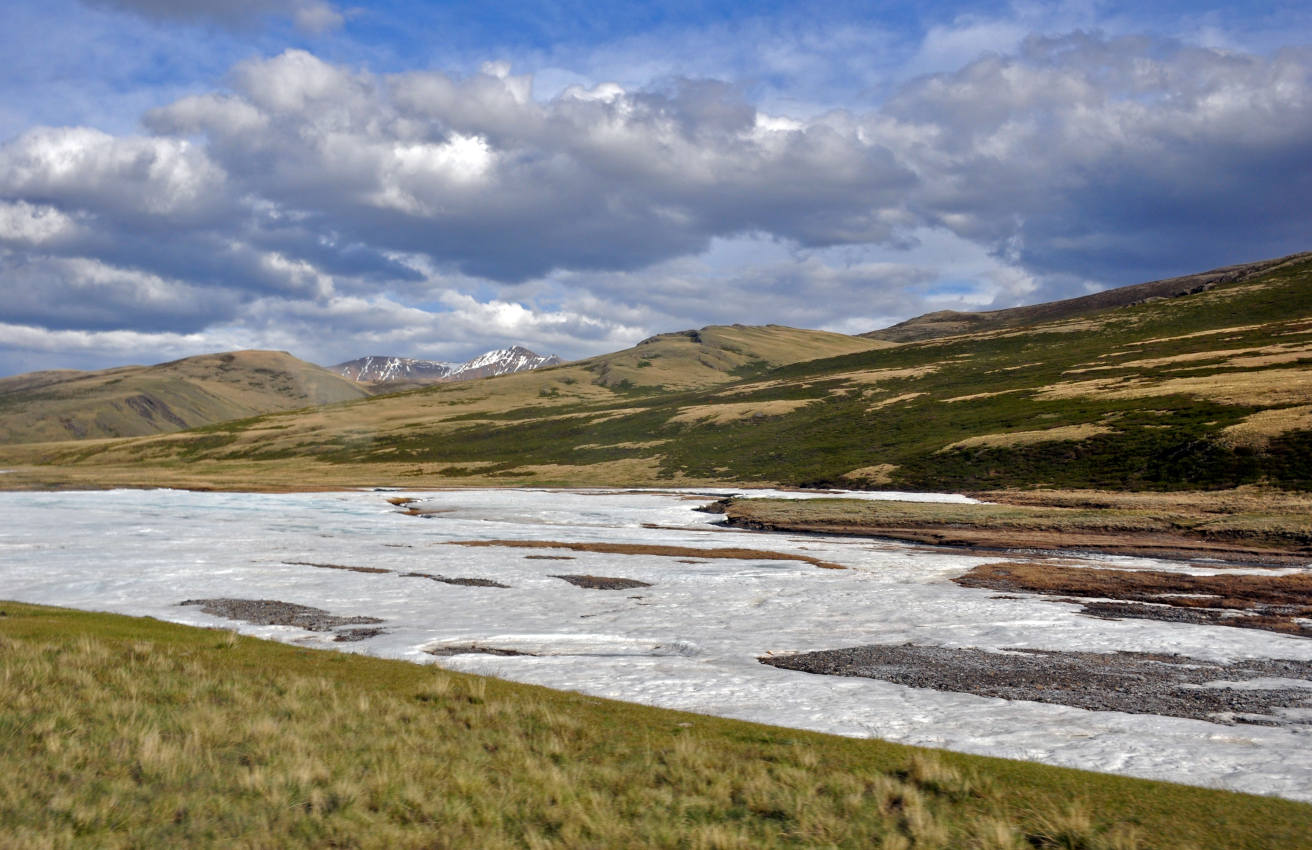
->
2 487 1310 800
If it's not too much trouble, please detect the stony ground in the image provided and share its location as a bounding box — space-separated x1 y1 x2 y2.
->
761 645 1312 725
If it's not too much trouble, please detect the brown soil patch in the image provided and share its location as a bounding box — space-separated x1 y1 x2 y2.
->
761 645 1312 725
401 572 510 588
954 562 1312 636
285 560 509 588
449 539 844 570
550 574 653 590
286 560 391 575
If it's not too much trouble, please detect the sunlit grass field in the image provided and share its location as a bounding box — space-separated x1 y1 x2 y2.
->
2 602 1308 849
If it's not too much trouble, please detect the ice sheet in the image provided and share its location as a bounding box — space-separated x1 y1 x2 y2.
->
1 487 1309 800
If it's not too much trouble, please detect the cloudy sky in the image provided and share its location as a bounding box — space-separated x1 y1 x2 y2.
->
1 1 1310 374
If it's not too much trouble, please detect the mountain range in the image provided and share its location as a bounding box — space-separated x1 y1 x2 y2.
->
332 347 562 387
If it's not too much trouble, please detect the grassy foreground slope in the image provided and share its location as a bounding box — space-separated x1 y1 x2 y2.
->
0 350 368 444
2 253 1310 491
2 601 1307 850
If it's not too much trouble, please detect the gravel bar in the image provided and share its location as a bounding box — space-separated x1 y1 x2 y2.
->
761 644 1312 725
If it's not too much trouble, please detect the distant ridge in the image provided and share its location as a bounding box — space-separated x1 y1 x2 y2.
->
333 346 562 386
0 350 368 444
864 252 1312 342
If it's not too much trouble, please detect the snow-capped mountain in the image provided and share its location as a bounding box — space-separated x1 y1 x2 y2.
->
331 346 562 385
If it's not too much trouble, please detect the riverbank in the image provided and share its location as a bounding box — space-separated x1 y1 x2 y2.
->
708 489 1312 566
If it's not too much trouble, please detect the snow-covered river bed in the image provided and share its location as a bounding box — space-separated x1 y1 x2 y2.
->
2 487 1310 800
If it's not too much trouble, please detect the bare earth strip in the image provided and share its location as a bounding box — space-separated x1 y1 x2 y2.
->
953 562 1312 636
447 539 845 569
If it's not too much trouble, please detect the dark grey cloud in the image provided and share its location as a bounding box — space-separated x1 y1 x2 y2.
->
882 34 1312 283
141 52 918 283
0 252 241 332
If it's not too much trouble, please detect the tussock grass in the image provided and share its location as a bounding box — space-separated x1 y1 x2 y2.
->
2 602 1308 849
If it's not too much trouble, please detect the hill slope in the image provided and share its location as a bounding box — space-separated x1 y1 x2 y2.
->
864 253 1309 342
3 255 1311 493
0 350 369 444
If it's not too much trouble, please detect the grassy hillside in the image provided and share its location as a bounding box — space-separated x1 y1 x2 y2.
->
2 601 1306 849
2 254 1311 492
0 350 369 444
0 324 884 489
863 253 1303 343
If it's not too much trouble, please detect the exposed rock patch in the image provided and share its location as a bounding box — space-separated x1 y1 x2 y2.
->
426 644 535 657
179 598 383 637
402 572 509 588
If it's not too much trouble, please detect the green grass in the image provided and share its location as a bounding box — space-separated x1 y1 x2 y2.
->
1 601 1309 849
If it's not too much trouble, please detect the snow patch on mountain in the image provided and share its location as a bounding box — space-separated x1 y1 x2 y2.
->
332 346 561 385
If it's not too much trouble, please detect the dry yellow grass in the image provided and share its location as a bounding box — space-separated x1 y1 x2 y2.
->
842 463 898 484
573 440 669 451
830 366 939 386
0 454 719 492
943 389 1025 404
940 424 1113 452
1064 341 1312 373
1219 406 1312 450
1177 350 1312 371
1036 367 1312 406
668 400 811 425
868 392 925 409
1119 324 1269 347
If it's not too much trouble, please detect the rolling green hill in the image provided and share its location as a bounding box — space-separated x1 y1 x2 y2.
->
862 254 1302 343
2 253 1310 493
0 350 370 444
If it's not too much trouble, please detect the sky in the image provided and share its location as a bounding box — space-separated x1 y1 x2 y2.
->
1 1 1310 374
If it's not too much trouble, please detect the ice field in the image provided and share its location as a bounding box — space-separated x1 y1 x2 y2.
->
1 487 1309 800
